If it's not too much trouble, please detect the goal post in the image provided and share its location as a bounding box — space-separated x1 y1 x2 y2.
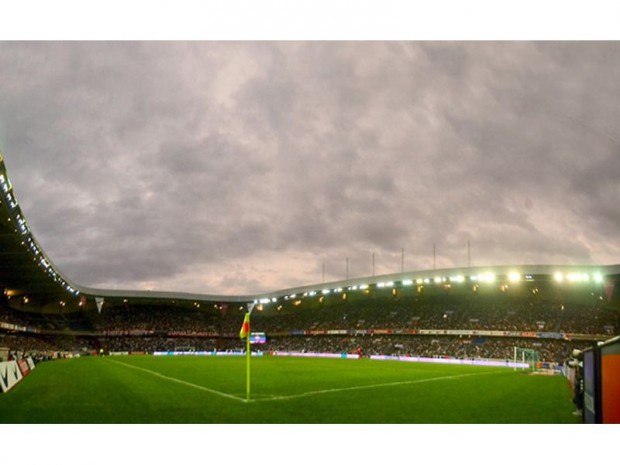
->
514 346 540 370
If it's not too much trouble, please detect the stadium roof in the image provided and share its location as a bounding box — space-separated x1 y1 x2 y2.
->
2 149 620 313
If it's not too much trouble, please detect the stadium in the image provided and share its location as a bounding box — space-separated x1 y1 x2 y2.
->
1 150 619 424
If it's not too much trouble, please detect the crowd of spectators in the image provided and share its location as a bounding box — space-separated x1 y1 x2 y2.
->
77 294 620 336
0 306 92 331
248 294 618 335
2 291 618 364
3 293 617 336
0 332 97 362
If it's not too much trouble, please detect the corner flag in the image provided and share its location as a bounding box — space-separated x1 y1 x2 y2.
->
239 312 250 339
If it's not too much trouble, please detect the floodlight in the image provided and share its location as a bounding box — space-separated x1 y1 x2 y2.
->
508 272 521 283
402 279 413 286
479 272 495 283
434 276 442 284
567 272 589 283
593 272 603 283
553 272 564 283
451 275 465 283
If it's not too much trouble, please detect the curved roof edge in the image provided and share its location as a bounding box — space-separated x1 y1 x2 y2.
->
2 149 620 312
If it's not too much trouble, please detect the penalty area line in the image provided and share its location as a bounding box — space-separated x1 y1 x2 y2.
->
105 357 247 403
250 370 501 403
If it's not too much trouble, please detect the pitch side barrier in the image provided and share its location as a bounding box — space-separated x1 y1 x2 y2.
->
152 351 264 357
148 350 527 367
370 354 529 368
0 357 35 393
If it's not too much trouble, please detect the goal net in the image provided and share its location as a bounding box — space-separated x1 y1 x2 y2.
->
514 347 540 370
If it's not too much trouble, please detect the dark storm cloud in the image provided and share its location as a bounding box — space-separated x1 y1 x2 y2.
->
1 41 619 295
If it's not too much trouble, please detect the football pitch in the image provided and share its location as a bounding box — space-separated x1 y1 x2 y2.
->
0 355 579 423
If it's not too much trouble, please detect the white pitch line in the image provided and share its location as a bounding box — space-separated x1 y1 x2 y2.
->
250 370 501 403
105 357 246 403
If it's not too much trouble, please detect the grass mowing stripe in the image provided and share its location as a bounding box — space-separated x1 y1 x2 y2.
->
0 357 577 422
108 356 501 405
252 369 502 402
105 357 246 403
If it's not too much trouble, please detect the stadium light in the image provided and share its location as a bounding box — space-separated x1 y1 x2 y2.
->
508 272 521 283
593 272 603 283
402 279 413 286
479 272 495 283
554 272 564 283
451 275 465 283
567 272 590 283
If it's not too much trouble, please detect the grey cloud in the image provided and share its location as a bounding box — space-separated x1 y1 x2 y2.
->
1 41 619 294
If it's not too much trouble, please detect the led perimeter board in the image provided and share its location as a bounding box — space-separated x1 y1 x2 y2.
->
582 335 620 424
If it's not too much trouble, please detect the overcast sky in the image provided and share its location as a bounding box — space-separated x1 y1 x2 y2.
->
1 41 619 295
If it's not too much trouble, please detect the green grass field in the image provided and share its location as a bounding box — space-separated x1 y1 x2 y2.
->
0 355 579 423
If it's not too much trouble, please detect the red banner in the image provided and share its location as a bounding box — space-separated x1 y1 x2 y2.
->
16 359 30 376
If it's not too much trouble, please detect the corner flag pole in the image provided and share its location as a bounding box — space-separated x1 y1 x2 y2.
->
246 311 251 401
240 302 255 402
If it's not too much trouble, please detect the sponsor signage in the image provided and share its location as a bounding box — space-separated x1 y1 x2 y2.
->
16 359 30 376
0 361 23 393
